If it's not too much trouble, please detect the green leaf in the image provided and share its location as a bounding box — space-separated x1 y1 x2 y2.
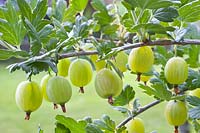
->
174 28 188 42
186 45 200 68
192 120 200 132
181 0 190 5
91 0 107 12
63 0 88 22
0 49 29 60
63 7 77 22
179 69 200 92
52 18 70 40
56 115 87 133
102 115 116 131
93 115 115 132
154 46 173 66
55 123 70 133
132 99 141 112
122 0 174 10
91 0 114 26
23 18 42 55
131 23 175 34
121 12 134 29
121 0 135 10
7 57 57 75
154 7 179 22
186 96 200 107
53 0 67 22
38 24 54 44
139 78 172 100
112 106 129 113
85 124 103 133
56 37 80 52
93 120 113 132
17 0 33 21
0 1 26 45
113 85 135 106
184 24 200 39
189 106 200 119
32 0 48 26
145 23 175 34
138 9 151 23
101 24 119 35
116 126 127 133
71 0 88 12
71 16 90 38
179 0 200 22
93 12 114 26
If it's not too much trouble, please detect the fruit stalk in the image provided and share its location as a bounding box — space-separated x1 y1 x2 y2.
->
53 103 58 109
174 85 179 95
79 87 84 93
108 96 114 105
137 73 141 82
60 104 66 113
174 126 178 133
25 112 31 120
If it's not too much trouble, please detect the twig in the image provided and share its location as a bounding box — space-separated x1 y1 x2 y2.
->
116 100 161 128
12 39 200 63
60 39 200 59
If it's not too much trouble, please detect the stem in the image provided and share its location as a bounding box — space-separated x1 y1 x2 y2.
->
12 39 200 65
136 73 141 82
174 45 177 57
60 104 66 113
116 100 161 128
60 39 200 59
175 126 179 133
108 96 114 105
79 87 84 93
25 112 31 120
174 85 179 95
53 103 58 109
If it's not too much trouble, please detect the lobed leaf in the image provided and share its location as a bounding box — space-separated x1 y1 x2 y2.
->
56 115 87 133
113 85 135 106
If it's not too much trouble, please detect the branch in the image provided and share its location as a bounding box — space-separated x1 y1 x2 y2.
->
60 39 200 59
116 100 161 128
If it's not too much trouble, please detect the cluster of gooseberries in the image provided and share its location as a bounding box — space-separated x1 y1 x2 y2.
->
15 44 195 133
15 47 129 120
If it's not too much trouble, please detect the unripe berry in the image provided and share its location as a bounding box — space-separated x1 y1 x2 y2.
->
15 81 43 120
95 68 123 104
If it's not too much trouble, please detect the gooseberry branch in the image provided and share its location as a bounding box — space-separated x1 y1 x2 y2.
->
59 39 200 59
116 100 161 128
